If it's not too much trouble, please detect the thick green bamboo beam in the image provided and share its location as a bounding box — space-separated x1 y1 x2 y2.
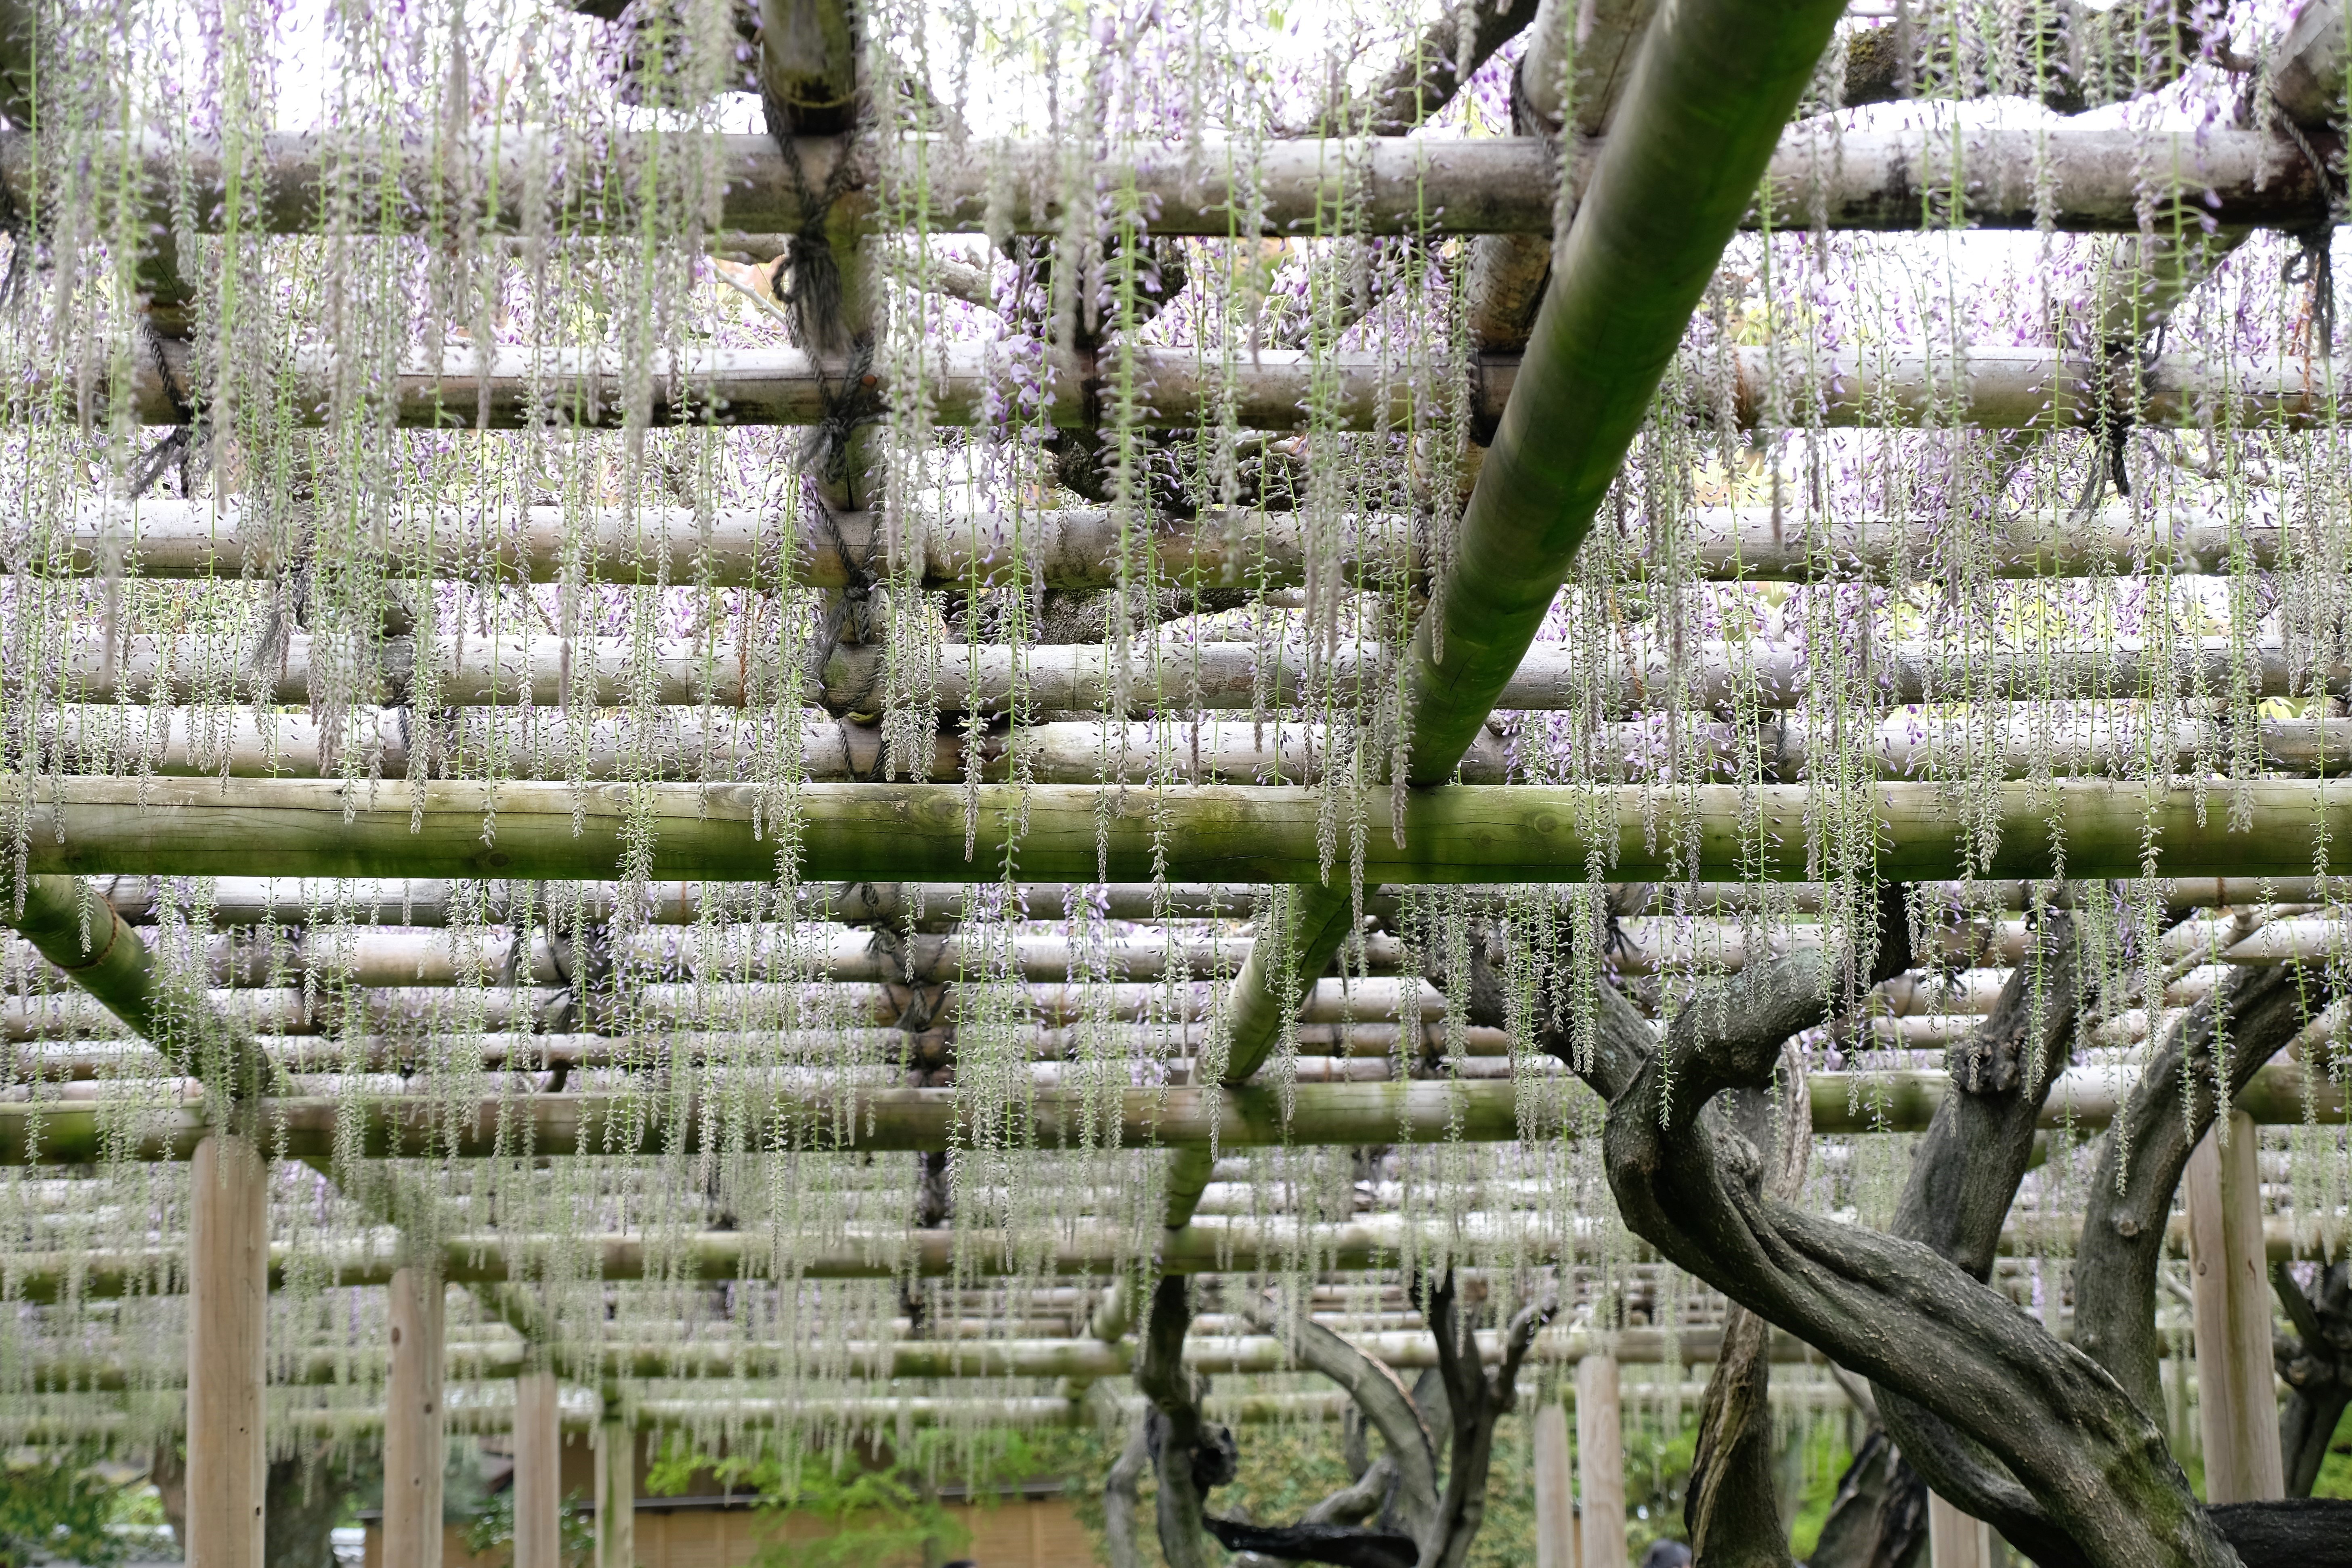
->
0 872 278 1103
1408 0 1846 778
5 1203 2333 1304
1166 0 1852 1229
12 776 2352 884
5 1325 1815 1390
0 1062 2332 1166
0 128 2326 241
0 872 555 1344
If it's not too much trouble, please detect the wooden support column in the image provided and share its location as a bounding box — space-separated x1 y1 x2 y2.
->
594 1415 634 1568
2188 1109 2286 1501
1575 1354 1625 1568
383 1267 445 1568
513 1370 563 1568
1927 1493 1994 1568
187 1132 268 1568
1534 1397 1580 1568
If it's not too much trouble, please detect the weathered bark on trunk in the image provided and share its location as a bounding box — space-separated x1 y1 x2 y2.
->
1685 1053 1815 1568
1134 1275 1228 1568
1438 895 2286 1568
1868 915 2091 1559
1287 0 1542 137
2071 963 2339 1415
1805 1430 1928 1568
1416 1271 1554 1568
1102 1411 1152 1568
2271 1261 2351 1499
1245 1292 1442 1547
1840 0 2207 115
1597 971 2231 1567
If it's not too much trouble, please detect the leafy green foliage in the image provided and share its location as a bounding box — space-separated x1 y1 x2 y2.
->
0 1448 132 1568
2314 1421 2352 1500
644 1437 967 1568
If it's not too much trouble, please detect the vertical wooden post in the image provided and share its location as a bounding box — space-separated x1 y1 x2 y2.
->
187 1132 268 1568
514 1370 562 1568
1575 1354 1626 1568
383 1267 445 1568
2188 1110 2285 1502
1927 1493 1993 1568
1534 1398 1579 1568
594 1415 634 1568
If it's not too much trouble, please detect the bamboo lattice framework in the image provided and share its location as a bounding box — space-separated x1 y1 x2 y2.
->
0 0 2343 1564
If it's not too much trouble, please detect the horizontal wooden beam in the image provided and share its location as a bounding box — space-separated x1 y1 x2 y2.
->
72 874 2326 933
45 705 2352 788
46 632 2330 717
65 342 2352 431
8 126 2326 239
9 776 2352 884
0 1063 2333 1164
27 503 2285 589
3 1199 2336 1303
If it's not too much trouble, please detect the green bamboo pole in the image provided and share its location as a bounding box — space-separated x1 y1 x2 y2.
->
0 872 280 1104
4 1324 1815 1391
10 776 2352 884
0 128 2329 243
0 1061 2332 1166
0 872 557 1348
0 1201 2325 1303
1163 0 1851 1228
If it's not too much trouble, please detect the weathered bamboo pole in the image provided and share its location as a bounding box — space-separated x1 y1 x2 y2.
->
0 1061 2331 1164
25 501 2300 589
1461 0 1652 353
56 338 2352 432
2 125 2326 241
2 1323 1858 1391
4 1023 1506 1074
512 1370 562 1568
4 1202 2337 1304
83 876 1259 932
16 777 2352 885
2 925 1402 991
382 1266 446 1568
0 976 1444 1037
2187 1111 2288 1503
69 873 2332 934
593 1417 632 1568
37 905 2147 996
52 631 2343 723
44 704 2352 787
19 907 2277 1011
1577 1352 1628 1568
1533 1398 1579 1568
186 1133 268 1568
1180 0 1905 1231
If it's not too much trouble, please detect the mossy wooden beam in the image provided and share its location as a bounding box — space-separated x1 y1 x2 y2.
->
13 776 2352 884
0 872 279 1103
25 501 2300 589
2 1205 2325 1301
0 1062 2331 1167
0 128 2328 241
78 340 2352 431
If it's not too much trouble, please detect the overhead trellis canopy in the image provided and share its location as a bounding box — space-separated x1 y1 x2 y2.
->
0 0 2349 1565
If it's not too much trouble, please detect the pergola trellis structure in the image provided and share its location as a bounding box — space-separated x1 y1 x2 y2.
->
1 1 2351 1568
